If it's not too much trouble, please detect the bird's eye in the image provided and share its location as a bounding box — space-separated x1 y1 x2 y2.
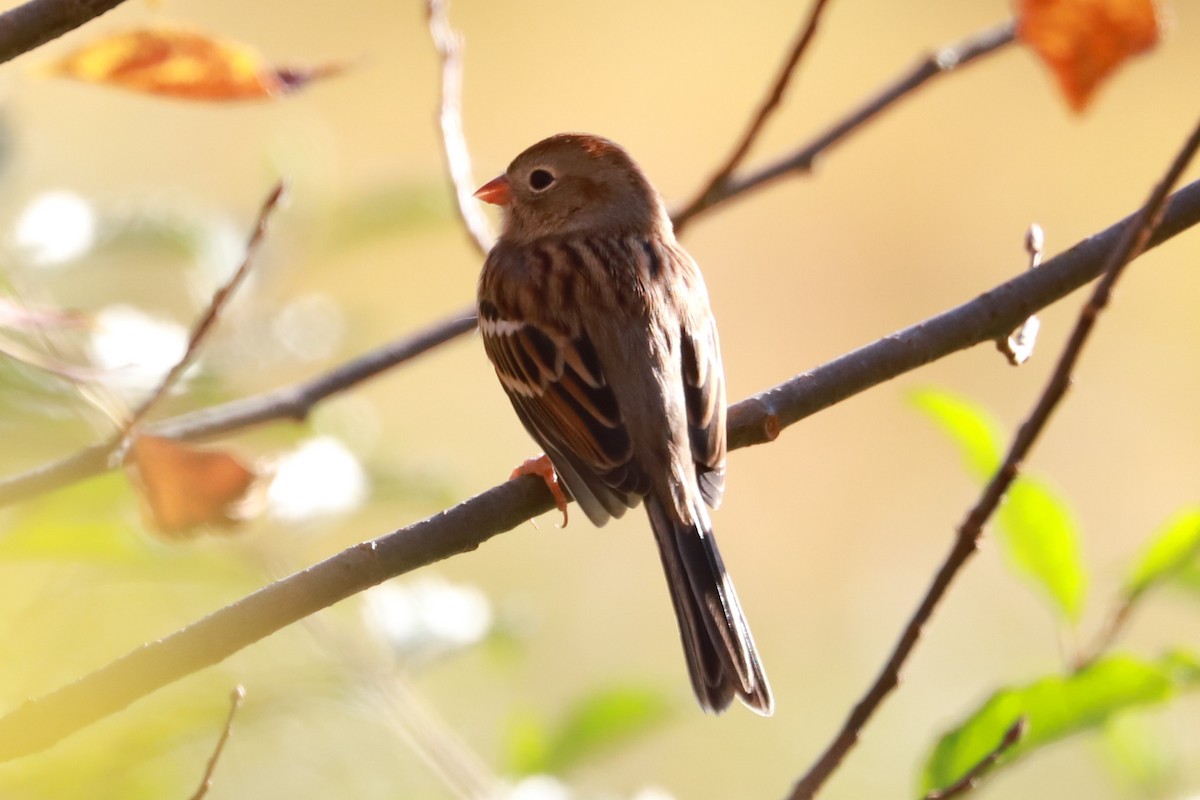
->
529 169 555 191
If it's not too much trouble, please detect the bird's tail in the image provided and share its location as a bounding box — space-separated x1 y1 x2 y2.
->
645 494 773 715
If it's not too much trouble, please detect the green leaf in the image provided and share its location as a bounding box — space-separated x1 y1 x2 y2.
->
542 684 672 773
909 389 1003 479
505 709 550 776
507 684 673 776
1159 648 1200 683
911 388 1086 622
920 653 1197 796
999 477 1087 622
1172 561 1200 594
1125 507 1200 599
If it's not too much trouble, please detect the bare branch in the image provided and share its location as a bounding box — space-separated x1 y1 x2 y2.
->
785 115 1200 800
426 0 493 256
673 20 1016 229
0 0 129 65
675 0 836 227
1 178 1199 761
188 686 245 800
923 717 1027 800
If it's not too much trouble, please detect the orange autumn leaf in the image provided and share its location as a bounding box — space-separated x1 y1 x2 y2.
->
48 28 347 101
126 435 257 537
1016 0 1160 111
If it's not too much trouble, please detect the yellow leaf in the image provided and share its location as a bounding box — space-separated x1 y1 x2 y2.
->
1016 0 1160 111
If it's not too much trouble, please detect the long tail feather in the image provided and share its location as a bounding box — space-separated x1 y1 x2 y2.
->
645 495 773 715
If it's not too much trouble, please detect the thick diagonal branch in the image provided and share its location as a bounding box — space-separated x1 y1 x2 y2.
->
0 0 129 65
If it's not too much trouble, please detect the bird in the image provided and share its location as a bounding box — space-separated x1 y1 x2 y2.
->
474 133 772 715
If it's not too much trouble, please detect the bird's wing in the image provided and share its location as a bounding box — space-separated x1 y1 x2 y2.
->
674 252 727 510
479 298 648 525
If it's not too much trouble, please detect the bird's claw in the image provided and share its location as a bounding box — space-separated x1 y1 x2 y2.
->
510 454 569 528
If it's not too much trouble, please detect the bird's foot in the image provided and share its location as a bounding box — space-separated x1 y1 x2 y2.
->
510 454 568 528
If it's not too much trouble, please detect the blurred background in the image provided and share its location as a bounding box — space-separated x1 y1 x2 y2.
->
0 0 1197 798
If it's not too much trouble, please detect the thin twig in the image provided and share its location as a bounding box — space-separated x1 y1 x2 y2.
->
1 178 1199 762
1075 594 1135 670
117 181 286 441
189 685 245 800
426 0 493 255
786 114 1200 800
673 20 1016 229
923 717 1027 800
675 0 835 229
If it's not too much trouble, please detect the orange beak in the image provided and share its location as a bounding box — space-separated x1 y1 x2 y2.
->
474 174 512 206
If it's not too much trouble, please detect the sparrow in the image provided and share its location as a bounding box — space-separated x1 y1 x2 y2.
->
475 133 772 715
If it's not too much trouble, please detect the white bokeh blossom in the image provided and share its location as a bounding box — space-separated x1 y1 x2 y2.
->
88 305 189 395
14 190 96 266
266 436 368 522
272 292 345 362
505 775 573 800
363 576 493 663
630 787 676 800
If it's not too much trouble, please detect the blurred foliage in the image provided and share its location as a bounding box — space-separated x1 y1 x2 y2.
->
1098 711 1175 797
0 355 92 430
318 182 453 252
1124 507 1200 600
94 207 213 262
506 684 675 777
921 652 1200 796
912 388 1086 622
1 472 147 564
0 688 236 799
914 388 1200 795
1000 478 1086 623
0 470 263 585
